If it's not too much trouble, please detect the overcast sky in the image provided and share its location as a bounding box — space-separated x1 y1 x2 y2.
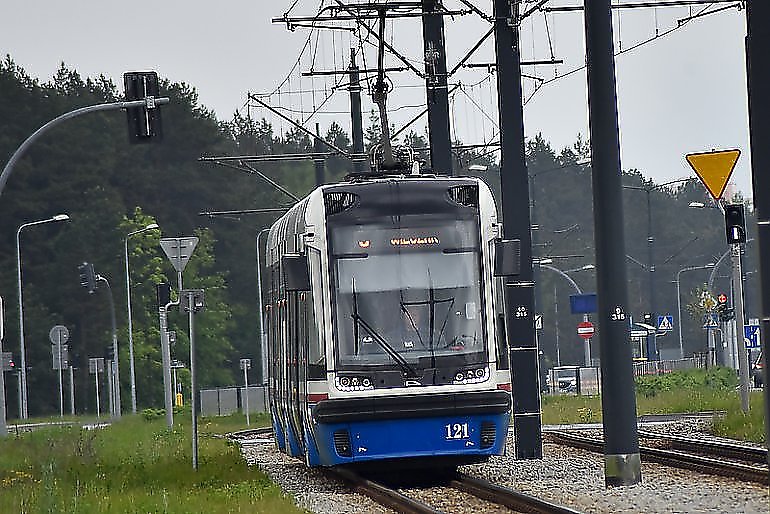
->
0 1 753 199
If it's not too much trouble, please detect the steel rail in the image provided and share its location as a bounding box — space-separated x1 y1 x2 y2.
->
451 473 583 514
330 468 443 514
547 431 769 485
638 429 768 464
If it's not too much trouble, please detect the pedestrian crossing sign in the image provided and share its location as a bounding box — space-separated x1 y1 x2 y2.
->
702 313 719 329
657 315 674 332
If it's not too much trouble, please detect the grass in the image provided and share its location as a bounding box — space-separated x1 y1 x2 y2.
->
541 367 767 444
0 411 306 513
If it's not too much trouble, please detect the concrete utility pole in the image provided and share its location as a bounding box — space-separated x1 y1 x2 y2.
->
584 0 641 486
349 50 366 174
745 3 770 472
731 245 750 413
422 0 453 175
314 123 325 186
0 296 7 437
493 0 541 459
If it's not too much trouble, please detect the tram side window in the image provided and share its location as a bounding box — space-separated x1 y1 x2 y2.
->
308 249 326 378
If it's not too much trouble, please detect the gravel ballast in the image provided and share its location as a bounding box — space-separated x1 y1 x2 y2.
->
238 421 769 513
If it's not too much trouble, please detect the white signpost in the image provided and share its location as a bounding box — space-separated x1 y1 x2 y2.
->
49 325 69 418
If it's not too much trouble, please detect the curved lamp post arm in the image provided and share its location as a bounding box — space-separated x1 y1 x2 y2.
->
540 263 583 294
0 98 169 198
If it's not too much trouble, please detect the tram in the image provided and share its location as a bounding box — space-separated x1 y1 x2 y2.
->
265 172 517 468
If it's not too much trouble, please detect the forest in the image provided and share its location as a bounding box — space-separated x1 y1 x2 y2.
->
0 57 758 417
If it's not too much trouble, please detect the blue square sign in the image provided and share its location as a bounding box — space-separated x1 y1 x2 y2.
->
657 315 674 332
744 325 761 349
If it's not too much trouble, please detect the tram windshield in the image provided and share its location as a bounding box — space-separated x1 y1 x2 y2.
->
329 215 488 384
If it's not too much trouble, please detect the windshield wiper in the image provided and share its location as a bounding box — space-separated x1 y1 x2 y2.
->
352 313 418 378
351 279 418 378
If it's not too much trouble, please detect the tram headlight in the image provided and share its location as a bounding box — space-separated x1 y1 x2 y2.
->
453 366 490 385
336 374 375 391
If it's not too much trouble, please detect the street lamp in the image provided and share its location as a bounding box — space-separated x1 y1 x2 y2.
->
623 177 694 329
256 228 270 385
16 213 70 419
124 222 160 414
675 263 715 360
538 262 595 366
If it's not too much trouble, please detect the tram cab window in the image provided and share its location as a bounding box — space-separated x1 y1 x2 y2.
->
329 217 488 372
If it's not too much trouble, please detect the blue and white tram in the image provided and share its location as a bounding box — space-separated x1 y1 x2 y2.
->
265 175 514 468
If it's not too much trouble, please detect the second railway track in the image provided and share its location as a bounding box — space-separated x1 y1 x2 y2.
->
546 430 769 485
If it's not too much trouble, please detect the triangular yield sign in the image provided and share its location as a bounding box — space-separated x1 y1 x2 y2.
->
160 237 199 272
685 149 740 200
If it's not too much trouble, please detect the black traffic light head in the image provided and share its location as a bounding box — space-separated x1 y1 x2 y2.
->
724 203 746 244
156 283 171 309
78 262 97 294
124 71 163 144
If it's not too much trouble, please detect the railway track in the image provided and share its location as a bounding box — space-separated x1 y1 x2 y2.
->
331 467 583 514
637 429 768 464
546 430 769 485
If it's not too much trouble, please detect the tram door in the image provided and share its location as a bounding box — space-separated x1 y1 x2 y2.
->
288 292 304 451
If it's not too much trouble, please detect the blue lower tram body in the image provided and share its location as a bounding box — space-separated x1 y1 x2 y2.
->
309 413 509 467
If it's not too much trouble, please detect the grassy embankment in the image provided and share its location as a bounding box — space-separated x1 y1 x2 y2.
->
0 410 305 513
541 367 766 443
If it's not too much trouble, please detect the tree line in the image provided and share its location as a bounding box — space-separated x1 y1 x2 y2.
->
0 57 757 416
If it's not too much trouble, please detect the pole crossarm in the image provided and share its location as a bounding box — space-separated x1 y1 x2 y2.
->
247 94 352 159
543 0 741 13
198 208 289 217
0 98 169 199
203 159 300 202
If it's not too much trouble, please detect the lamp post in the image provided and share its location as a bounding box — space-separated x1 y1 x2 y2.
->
97 275 120 418
256 228 270 385
16 213 70 419
538 262 595 366
623 177 693 326
675 263 715 359
124 223 160 414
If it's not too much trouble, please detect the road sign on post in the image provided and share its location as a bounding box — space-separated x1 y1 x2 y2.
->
745 324 761 349
657 315 674 332
577 321 595 340
685 149 740 200
160 237 199 273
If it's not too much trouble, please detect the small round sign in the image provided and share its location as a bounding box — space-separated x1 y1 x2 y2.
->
717 293 728 304
49 325 69 344
577 321 594 340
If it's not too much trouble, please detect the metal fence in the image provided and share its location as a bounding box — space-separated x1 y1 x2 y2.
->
632 356 706 377
199 386 268 417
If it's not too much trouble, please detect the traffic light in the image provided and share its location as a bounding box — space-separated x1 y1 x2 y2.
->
724 203 746 244
104 345 115 362
78 262 97 294
716 295 735 322
156 283 171 309
124 71 163 144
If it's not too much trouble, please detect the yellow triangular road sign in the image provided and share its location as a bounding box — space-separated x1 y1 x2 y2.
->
685 149 740 200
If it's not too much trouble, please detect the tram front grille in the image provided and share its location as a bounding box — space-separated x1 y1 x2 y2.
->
480 421 496 449
333 429 352 457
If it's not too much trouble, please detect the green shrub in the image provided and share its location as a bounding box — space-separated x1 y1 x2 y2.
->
635 367 737 398
141 408 166 421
